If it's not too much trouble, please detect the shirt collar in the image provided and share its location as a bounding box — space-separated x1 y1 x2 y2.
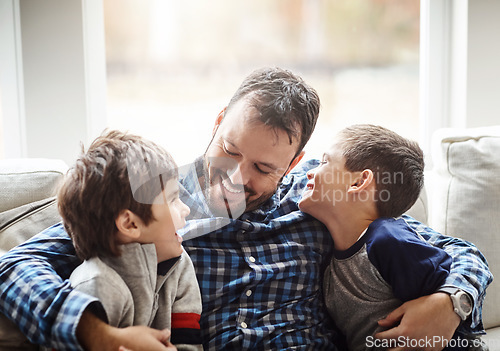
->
177 156 283 239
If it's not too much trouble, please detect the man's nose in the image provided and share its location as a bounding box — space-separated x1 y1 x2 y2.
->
228 162 250 186
306 170 315 180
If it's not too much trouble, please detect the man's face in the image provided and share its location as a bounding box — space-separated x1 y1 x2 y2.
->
204 98 300 218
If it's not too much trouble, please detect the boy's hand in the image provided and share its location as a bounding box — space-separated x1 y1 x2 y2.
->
77 310 177 351
114 327 177 351
119 343 177 351
375 293 461 351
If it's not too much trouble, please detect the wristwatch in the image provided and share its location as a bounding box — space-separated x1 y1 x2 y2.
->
448 289 473 321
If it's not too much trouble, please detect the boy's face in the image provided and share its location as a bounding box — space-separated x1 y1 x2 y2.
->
140 178 190 261
298 144 356 222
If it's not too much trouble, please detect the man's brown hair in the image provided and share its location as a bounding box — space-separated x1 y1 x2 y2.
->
337 124 424 218
58 130 177 260
225 67 320 157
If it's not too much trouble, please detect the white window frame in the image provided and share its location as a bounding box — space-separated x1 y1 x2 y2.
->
419 0 468 155
0 0 26 158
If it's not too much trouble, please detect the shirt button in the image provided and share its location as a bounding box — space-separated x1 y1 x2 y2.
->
248 256 256 263
246 290 252 297
241 322 248 328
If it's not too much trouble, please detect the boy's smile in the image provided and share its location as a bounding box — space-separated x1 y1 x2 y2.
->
299 145 355 222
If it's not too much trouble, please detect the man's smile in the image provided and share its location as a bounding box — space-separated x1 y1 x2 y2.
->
221 177 244 194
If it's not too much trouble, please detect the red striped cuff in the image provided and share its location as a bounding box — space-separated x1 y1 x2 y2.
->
171 312 201 330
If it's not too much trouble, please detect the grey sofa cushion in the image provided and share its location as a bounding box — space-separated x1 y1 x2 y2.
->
0 158 67 213
429 126 500 330
405 184 429 225
0 197 61 255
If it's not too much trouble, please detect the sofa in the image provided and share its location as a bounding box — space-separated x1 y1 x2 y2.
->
0 126 499 350
405 125 500 349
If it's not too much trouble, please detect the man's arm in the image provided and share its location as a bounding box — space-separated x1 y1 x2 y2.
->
375 216 493 350
0 223 96 350
376 293 460 351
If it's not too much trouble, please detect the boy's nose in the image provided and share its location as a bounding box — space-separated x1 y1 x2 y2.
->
306 170 314 180
181 202 190 218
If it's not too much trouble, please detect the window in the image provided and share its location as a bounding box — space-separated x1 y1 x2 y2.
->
104 0 419 165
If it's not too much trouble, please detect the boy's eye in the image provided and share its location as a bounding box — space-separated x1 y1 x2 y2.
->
170 195 180 204
166 191 180 204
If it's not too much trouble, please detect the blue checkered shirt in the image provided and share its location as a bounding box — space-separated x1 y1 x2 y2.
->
0 158 492 350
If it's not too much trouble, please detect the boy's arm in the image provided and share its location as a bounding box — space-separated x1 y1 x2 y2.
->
375 216 492 350
169 251 203 351
77 311 177 351
367 220 452 302
402 215 492 334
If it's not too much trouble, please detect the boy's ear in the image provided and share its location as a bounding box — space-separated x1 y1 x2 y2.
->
284 151 305 176
115 209 142 242
212 107 227 136
347 169 374 193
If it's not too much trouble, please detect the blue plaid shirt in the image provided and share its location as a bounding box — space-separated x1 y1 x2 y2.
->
0 158 492 350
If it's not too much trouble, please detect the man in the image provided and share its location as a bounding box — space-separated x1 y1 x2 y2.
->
0 68 492 351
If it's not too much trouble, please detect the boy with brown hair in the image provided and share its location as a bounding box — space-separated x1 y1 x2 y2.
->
299 124 472 350
58 130 202 351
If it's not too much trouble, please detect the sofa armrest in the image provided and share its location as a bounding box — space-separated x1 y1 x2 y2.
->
0 158 67 213
428 125 500 331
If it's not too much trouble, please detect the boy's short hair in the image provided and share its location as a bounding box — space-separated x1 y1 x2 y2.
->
337 124 424 218
58 130 178 260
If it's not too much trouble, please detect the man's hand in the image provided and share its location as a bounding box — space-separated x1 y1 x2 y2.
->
375 292 461 351
77 310 176 351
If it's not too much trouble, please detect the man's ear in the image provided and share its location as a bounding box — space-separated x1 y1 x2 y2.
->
212 107 227 136
284 151 305 176
115 209 142 243
347 169 374 193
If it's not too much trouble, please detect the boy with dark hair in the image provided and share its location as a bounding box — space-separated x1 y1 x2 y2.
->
59 130 202 351
299 124 471 350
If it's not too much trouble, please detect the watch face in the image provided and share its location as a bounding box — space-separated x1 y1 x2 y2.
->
459 293 472 314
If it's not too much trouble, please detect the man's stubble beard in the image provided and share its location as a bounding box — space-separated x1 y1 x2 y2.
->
202 159 277 218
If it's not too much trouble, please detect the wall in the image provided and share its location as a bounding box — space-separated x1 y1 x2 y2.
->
466 0 500 127
20 0 87 163
0 0 106 165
